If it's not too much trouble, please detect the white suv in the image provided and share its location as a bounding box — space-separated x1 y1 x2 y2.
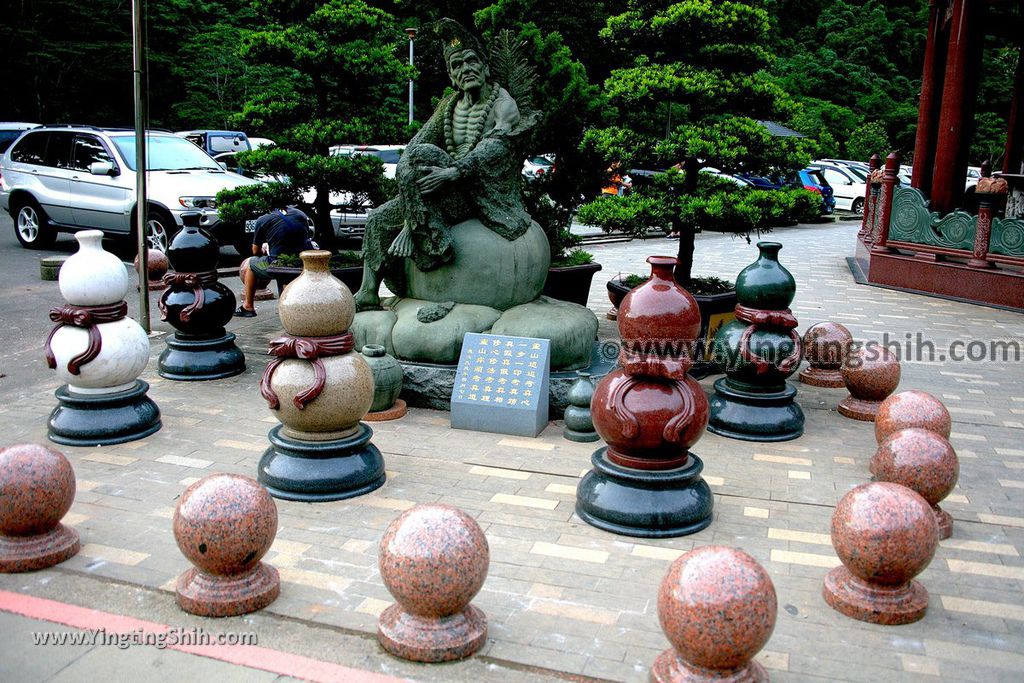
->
0 125 260 252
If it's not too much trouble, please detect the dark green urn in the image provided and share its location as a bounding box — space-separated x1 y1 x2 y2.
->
707 242 804 441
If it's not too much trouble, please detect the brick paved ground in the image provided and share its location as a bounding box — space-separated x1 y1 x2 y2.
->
1 219 1022 681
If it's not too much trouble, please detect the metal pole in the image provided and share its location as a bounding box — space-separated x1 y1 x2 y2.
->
406 28 417 125
132 0 150 332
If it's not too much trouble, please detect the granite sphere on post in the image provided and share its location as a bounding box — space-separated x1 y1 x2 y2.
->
838 345 901 421
799 322 852 388
653 546 776 683
875 390 952 443
871 428 959 539
378 504 489 662
133 249 170 290
0 443 80 573
173 474 280 617
824 482 938 625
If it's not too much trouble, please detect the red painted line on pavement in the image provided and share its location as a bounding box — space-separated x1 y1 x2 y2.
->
0 590 409 683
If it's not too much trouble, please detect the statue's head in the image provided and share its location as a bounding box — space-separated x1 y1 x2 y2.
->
435 18 489 92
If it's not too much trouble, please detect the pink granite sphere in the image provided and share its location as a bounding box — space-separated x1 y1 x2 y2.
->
800 322 852 387
831 482 937 586
379 504 488 617
875 390 952 443
654 546 776 680
0 443 76 536
134 250 169 281
839 345 901 420
173 474 277 577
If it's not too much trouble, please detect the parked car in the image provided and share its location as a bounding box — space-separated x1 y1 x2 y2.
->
1 125 260 252
809 162 869 214
735 173 784 190
781 168 835 215
0 122 39 154
176 130 252 156
303 145 405 237
523 155 555 180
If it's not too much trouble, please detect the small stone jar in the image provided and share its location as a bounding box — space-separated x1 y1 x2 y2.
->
362 344 406 420
563 371 598 442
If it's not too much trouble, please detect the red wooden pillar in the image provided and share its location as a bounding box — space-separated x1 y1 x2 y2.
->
1004 46 1024 175
859 154 882 242
871 153 901 255
911 0 947 194
931 0 985 214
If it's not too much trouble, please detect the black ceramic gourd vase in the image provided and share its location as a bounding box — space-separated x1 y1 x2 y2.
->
158 213 246 380
707 242 804 441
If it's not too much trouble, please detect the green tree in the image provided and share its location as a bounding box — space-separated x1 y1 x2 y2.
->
578 0 814 284
219 0 410 248
845 121 891 162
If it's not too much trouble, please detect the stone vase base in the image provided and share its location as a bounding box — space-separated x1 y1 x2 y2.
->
823 566 928 625
652 650 769 683
707 379 805 442
158 332 246 381
935 506 953 540
837 395 883 421
176 562 280 617
564 428 600 443
575 448 713 538
0 524 80 573
364 399 408 422
378 603 487 663
798 367 845 388
48 380 162 447
258 424 385 502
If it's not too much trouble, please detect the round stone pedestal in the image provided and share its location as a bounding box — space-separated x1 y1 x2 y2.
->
799 322 852 388
871 428 959 539
173 474 279 617
378 504 489 662
158 332 246 381
875 390 952 443
258 424 385 502
652 546 776 683
48 380 162 447
823 482 938 625
0 444 80 573
576 449 713 538
838 346 900 421
707 379 805 442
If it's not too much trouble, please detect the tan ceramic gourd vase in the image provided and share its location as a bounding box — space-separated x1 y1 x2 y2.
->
257 250 384 502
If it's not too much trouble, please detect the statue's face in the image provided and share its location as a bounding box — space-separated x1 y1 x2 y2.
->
447 49 488 91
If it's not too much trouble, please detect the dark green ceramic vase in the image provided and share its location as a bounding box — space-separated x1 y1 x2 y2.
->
707 242 805 441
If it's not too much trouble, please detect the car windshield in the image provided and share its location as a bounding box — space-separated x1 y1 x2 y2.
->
528 156 553 166
111 134 221 172
843 165 869 181
363 149 403 164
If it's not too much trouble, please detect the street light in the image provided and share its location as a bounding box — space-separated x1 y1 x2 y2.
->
405 27 417 126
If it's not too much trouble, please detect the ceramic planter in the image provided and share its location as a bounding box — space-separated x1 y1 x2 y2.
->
542 261 603 306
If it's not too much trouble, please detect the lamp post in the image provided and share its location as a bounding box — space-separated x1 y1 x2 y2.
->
405 28 416 126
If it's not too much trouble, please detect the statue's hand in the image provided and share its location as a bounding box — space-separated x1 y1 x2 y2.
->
416 166 457 195
388 226 414 258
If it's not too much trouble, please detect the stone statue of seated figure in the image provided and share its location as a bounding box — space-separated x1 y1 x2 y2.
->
352 20 598 372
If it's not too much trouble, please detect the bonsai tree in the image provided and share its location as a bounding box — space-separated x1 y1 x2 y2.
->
216 0 410 250
578 0 815 287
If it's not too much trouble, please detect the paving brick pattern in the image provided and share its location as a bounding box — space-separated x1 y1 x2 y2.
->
0 221 1022 681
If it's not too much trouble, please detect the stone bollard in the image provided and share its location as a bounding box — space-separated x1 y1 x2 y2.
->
133 249 169 290
173 473 280 617
563 370 599 442
361 344 407 422
838 344 900 421
257 250 384 501
40 256 67 281
875 390 951 443
0 444 80 572
45 230 161 446
824 482 938 624
158 213 245 380
798 322 852 388
708 242 804 441
652 546 776 683
576 256 712 538
378 504 488 662
871 428 959 539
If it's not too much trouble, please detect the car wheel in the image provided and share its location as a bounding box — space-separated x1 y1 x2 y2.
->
851 198 865 216
13 199 57 249
145 208 177 252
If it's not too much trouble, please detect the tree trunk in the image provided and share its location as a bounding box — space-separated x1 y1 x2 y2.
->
312 183 335 252
672 157 700 286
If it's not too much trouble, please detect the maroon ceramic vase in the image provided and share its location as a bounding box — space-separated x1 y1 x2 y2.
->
653 546 776 683
799 322 852 388
838 345 901 421
875 390 952 443
871 428 959 539
0 443 80 573
824 482 938 625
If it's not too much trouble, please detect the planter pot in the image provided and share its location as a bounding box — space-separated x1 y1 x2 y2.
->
542 262 602 306
267 263 362 296
606 277 737 378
